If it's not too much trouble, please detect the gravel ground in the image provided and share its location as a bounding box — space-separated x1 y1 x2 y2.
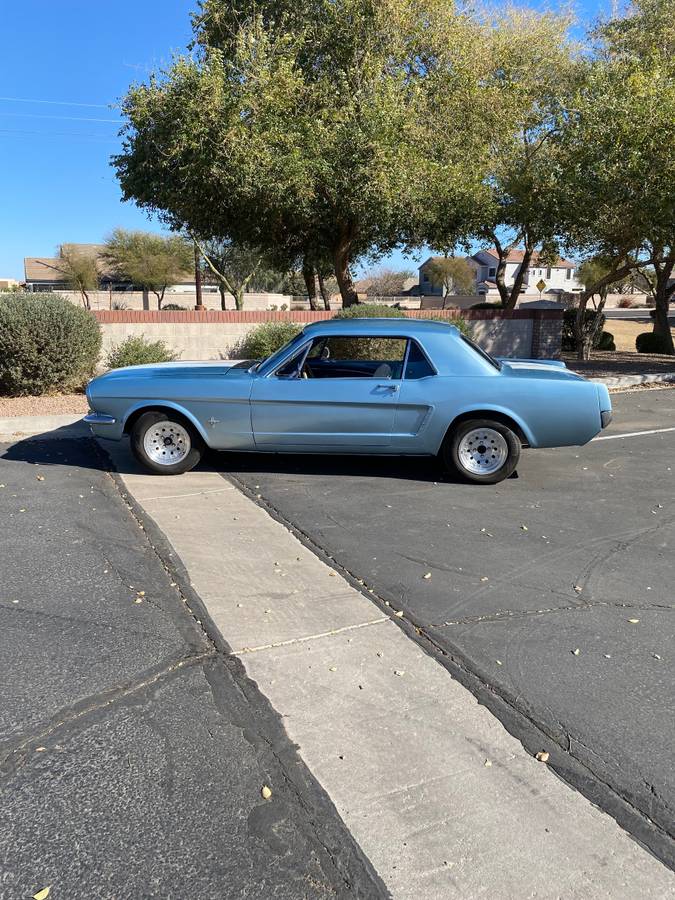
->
0 393 89 417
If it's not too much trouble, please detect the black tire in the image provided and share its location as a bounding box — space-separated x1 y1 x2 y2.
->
130 411 203 476
442 418 521 485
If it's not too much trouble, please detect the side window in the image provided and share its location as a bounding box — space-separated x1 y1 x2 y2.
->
275 344 309 377
404 340 435 379
305 336 407 379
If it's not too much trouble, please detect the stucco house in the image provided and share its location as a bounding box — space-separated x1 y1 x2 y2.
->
418 249 582 300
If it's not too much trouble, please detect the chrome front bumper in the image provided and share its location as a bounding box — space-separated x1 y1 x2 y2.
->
84 412 117 425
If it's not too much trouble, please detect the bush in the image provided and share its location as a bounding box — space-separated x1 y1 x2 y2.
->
334 303 407 318
233 321 302 359
596 331 616 351
562 309 607 352
636 332 673 354
424 314 470 336
106 335 178 369
470 301 505 309
0 292 101 396
617 297 638 309
162 303 186 310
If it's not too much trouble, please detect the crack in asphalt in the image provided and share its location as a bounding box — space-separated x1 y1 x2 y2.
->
433 599 675 628
0 650 214 778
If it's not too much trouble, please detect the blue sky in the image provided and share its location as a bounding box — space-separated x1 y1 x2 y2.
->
0 0 611 281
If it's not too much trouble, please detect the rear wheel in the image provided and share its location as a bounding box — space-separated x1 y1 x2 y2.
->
130 411 203 475
443 419 520 484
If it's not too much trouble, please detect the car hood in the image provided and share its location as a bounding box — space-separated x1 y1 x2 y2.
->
498 359 584 382
92 360 255 383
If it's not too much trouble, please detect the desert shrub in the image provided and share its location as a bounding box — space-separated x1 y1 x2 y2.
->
233 321 302 359
106 335 178 369
0 292 101 396
334 303 407 318
470 301 505 309
617 297 638 309
562 309 607 352
636 332 673 354
162 303 186 310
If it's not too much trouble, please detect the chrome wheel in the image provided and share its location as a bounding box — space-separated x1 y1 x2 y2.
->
143 420 191 466
457 427 508 475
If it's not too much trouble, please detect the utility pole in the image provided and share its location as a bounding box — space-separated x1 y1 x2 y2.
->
194 241 203 311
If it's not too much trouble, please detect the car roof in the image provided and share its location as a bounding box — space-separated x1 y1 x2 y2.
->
302 317 460 336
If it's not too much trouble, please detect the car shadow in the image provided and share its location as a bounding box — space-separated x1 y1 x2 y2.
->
1 427 516 485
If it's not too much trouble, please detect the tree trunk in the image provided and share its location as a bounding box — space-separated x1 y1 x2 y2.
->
142 288 150 311
303 260 320 311
493 255 510 306
652 262 674 355
218 284 228 311
234 286 244 311
317 272 331 310
81 288 90 310
334 231 359 308
506 245 534 311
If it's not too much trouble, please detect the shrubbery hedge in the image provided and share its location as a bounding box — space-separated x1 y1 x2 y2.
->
106 335 178 369
0 292 101 396
233 321 302 359
636 332 672 354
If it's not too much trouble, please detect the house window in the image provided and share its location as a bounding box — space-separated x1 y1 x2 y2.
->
566 268 572 279
422 273 429 283
546 267 552 279
488 267 496 277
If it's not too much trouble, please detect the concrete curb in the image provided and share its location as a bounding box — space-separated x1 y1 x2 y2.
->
588 372 675 389
0 413 87 442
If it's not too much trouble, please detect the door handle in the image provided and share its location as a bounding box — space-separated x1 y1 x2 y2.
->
378 383 399 392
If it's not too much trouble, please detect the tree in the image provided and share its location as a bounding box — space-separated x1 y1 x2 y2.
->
365 269 414 298
427 257 476 302
553 0 675 353
196 239 263 310
56 245 100 309
426 7 580 311
113 1 490 308
574 257 626 359
103 229 192 309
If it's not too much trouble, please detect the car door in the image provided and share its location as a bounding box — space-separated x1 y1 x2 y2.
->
250 334 407 449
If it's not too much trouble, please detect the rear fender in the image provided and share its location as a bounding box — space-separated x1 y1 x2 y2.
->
441 405 536 450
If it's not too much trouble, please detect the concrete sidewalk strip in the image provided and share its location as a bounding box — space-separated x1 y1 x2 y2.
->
0 413 87 442
105 440 674 899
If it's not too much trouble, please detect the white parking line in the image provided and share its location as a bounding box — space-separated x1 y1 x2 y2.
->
593 426 675 441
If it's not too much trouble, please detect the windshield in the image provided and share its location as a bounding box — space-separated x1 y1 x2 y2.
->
460 334 501 370
251 331 307 374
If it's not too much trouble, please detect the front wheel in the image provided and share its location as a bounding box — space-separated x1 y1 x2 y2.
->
443 419 520 484
130 411 203 475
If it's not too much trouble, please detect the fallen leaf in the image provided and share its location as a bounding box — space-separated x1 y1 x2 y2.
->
261 785 272 800
423 572 432 580
572 648 580 656
33 889 51 900
604 654 612 659
36 474 45 482
496 660 502 666
329 666 337 672
480 576 489 583
393 670 405 676
535 751 550 763
137 591 145 597
653 654 662 660
328 571 336 577
573 585 583 593
394 610 404 618
521 525 528 532
134 599 143 605
628 618 640 624
484 759 492 767
35 747 46 752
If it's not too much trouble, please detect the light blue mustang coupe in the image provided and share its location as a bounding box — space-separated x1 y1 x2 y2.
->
85 318 612 484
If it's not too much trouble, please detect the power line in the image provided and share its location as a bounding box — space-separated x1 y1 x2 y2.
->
1 111 121 124
0 128 121 143
0 95 111 109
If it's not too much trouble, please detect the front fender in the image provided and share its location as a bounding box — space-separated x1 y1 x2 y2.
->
122 400 211 444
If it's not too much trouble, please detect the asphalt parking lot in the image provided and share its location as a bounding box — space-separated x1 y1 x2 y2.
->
0 438 383 899
227 387 675 865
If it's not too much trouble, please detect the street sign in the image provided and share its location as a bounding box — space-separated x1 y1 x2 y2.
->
536 279 547 293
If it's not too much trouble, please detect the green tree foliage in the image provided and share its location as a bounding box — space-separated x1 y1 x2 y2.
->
103 229 193 309
427 257 476 300
554 0 675 353
0 293 101 396
105 335 178 369
113 0 490 308
197 239 264 310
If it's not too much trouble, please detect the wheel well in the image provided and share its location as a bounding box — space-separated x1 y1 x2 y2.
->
445 411 529 447
124 405 198 437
